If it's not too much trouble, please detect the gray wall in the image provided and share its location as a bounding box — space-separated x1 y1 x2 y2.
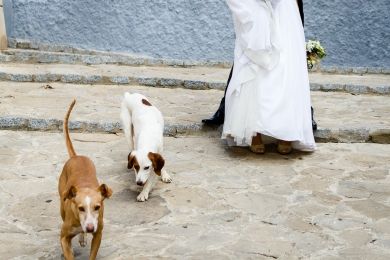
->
6 0 390 67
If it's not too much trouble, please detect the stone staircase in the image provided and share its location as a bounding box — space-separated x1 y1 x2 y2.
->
1 38 389 143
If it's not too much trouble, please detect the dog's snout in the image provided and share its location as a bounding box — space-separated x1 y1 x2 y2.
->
136 180 144 186
86 224 94 233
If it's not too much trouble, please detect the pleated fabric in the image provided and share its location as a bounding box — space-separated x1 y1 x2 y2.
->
222 0 317 151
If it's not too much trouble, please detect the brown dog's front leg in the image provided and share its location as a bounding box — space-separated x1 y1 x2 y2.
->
60 233 75 260
89 231 102 260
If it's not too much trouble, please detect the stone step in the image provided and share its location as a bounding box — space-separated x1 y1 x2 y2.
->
5 38 390 75
0 82 389 144
1 48 226 68
0 63 389 95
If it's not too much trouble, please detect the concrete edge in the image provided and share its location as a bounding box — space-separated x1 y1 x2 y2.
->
0 71 388 95
3 38 390 74
1 117 389 144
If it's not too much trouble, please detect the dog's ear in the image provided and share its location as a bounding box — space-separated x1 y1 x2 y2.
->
148 152 164 176
63 186 77 201
127 152 135 169
98 184 113 199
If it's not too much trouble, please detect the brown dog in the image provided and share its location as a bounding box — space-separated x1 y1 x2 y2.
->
58 100 113 260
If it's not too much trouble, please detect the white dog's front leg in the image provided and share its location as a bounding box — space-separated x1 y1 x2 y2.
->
137 173 157 202
161 169 172 183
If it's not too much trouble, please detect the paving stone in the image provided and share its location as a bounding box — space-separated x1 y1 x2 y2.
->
101 55 121 64
0 117 26 128
345 84 368 93
160 78 181 86
382 68 390 74
121 57 144 65
205 60 224 67
28 41 41 50
109 76 131 84
37 54 60 63
345 199 390 221
164 59 183 66
16 39 31 49
135 77 158 86
81 56 101 65
223 61 234 68
59 54 79 64
86 122 100 132
97 122 115 132
60 74 82 83
310 83 321 91
13 55 30 62
370 129 390 144
352 67 367 74
7 38 17 48
0 55 8 62
337 66 352 74
367 67 382 74
184 80 207 89
338 230 372 247
10 74 32 82
28 118 58 130
183 60 204 66
146 58 163 66
74 48 91 55
63 46 74 53
321 66 337 73
312 214 364 231
34 74 59 82
339 127 370 142
322 84 344 91
208 81 226 90
163 124 176 136
368 86 390 94
83 75 103 84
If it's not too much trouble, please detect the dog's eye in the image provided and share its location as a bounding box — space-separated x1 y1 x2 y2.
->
95 205 101 211
144 166 149 170
78 207 85 212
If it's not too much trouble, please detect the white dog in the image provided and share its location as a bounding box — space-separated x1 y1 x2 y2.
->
120 92 172 202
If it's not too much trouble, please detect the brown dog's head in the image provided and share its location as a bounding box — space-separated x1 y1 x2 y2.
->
127 150 165 186
63 184 113 233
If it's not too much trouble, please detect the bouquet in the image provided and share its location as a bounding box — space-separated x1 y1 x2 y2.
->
306 37 326 69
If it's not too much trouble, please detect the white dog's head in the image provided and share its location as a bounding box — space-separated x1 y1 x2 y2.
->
127 150 165 185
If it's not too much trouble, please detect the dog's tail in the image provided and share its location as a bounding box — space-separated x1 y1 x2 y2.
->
120 92 134 151
64 100 77 158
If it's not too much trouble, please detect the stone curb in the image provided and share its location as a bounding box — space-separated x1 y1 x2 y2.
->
310 83 389 94
3 38 233 69
1 116 389 144
0 71 388 94
3 38 390 74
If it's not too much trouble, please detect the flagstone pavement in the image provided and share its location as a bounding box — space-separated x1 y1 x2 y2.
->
1 130 390 259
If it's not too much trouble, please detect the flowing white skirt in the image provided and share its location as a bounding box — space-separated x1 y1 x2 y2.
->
222 0 317 151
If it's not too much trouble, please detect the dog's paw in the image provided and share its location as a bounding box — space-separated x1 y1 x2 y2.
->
162 175 172 183
137 193 149 202
78 232 87 247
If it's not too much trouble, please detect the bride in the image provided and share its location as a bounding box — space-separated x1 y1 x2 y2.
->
222 0 317 154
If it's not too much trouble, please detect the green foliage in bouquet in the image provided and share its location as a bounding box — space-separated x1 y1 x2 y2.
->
306 37 326 69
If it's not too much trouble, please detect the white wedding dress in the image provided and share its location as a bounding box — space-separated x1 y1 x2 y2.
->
222 0 317 151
